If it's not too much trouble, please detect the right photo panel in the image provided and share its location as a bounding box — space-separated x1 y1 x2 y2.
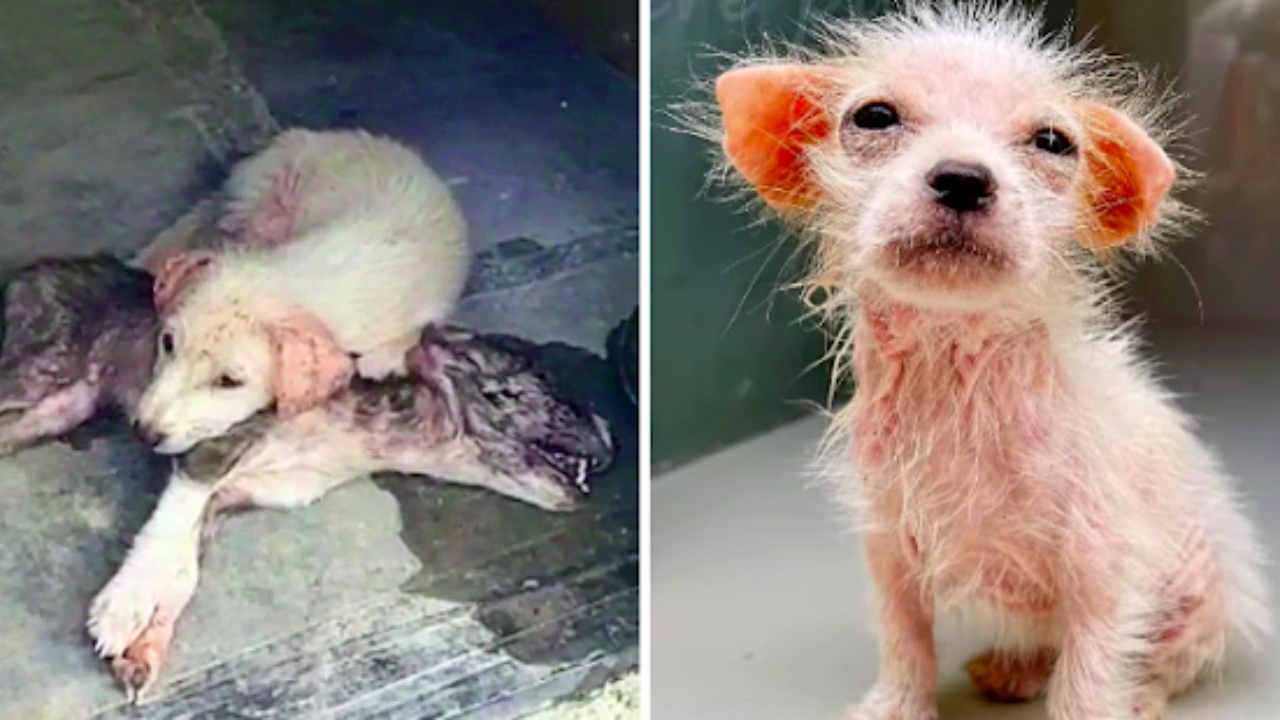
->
650 1 1280 719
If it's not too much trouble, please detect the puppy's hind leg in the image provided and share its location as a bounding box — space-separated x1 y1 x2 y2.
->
100 468 344 701
194 471 335 556
0 380 99 457
89 453 356 700
965 648 1056 703
1045 531 1144 720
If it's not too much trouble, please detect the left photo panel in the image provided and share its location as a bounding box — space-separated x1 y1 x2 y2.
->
0 1 639 718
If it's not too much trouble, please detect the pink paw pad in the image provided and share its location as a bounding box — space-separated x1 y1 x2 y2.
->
110 615 175 702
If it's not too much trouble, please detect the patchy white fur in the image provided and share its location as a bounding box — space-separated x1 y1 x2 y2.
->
694 2 1270 719
87 475 209 694
137 129 470 453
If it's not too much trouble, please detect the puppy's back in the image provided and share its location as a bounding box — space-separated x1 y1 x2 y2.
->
212 129 471 342
224 128 467 248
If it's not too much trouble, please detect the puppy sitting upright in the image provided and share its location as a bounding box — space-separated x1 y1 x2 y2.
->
700 3 1269 719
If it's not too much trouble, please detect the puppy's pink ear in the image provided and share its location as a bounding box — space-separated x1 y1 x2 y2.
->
268 311 354 418
716 64 837 211
154 251 216 314
1079 101 1176 248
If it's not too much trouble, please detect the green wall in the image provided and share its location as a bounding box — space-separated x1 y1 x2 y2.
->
651 0 1076 474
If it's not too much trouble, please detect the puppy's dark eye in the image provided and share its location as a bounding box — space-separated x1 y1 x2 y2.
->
214 374 243 389
160 331 175 356
1033 127 1075 156
849 102 900 130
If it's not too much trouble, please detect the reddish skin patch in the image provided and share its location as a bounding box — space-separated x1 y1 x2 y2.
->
244 167 302 248
215 166 302 248
852 306 1222 713
716 65 835 211
1079 101 1176 248
153 252 216 315
111 611 176 698
852 305 1065 612
269 311 356 418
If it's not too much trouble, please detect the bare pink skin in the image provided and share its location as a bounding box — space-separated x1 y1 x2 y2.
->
846 305 1232 719
110 606 180 699
218 165 301 249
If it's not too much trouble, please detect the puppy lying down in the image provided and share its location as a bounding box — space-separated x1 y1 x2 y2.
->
0 255 614 700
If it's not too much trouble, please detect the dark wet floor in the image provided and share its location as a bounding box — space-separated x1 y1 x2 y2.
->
0 0 637 718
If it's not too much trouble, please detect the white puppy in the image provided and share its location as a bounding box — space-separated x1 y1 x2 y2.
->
695 2 1270 719
134 129 470 454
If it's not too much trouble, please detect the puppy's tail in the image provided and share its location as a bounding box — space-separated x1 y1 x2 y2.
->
1215 497 1274 656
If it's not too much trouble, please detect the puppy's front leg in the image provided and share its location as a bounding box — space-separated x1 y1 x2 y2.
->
1046 528 1134 720
88 474 212 702
848 532 938 720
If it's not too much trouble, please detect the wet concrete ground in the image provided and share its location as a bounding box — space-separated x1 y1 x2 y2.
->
0 0 638 717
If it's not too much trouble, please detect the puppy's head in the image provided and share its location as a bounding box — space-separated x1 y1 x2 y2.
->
137 253 353 454
704 3 1184 313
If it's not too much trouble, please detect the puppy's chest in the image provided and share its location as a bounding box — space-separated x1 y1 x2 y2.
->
852 318 1060 469
851 317 1073 610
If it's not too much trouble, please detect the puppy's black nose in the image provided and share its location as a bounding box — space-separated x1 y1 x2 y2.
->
927 160 997 212
134 422 164 447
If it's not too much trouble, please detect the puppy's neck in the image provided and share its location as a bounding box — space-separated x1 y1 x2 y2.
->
854 290 1048 361
850 294 1058 463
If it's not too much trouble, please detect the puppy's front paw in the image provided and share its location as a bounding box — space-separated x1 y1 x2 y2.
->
87 568 162 660
1132 687 1170 720
88 559 193 702
87 554 194 658
844 684 937 720
111 618 176 703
